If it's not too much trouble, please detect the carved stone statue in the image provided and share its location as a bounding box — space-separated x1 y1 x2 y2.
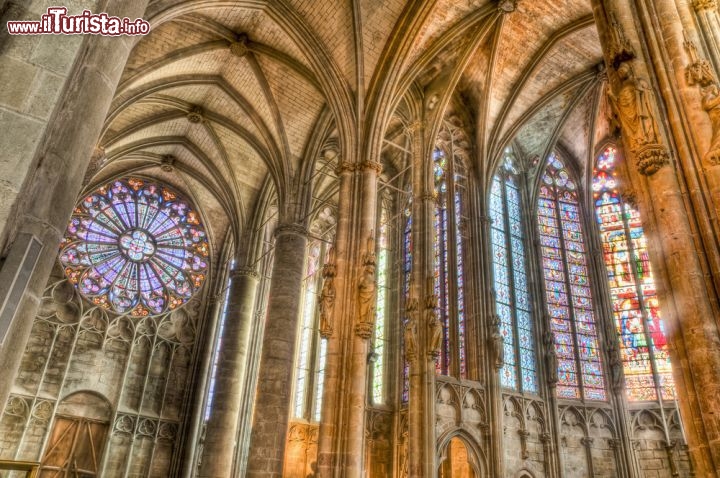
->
543 330 558 386
426 293 442 359
404 296 419 362
608 61 669 174
609 349 624 392
356 234 376 339
318 262 336 339
609 62 660 150
700 83 720 164
490 314 504 370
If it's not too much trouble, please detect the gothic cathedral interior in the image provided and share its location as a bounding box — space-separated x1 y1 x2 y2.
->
1 0 719 477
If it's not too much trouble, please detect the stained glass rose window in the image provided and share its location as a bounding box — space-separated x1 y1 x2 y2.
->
60 177 209 317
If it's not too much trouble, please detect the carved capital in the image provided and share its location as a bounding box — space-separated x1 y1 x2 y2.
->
635 143 670 175
693 0 718 11
359 160 383 174
334 160 355 175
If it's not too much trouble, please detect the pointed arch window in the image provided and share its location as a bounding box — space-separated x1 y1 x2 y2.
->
490 153 537 393
293 240 329 421
372 205 391 405
401 199 412 404
537 154 606 401
593 146 675 401
433 147 468 378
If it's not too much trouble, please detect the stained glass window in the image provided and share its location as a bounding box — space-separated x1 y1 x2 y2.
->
490 154 537 393
60 177 208 317
593 146 675 401
433 147 467 378
292 241 329 420
372 207 390 405
537 154 606 401
402 201 412 404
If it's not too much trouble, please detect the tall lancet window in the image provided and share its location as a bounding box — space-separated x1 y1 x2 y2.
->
401 199 412 404
293 240 329 421
537 154 606 401
372 205 390 405
433 147 467 378
490 153 537 393
593 146 675 401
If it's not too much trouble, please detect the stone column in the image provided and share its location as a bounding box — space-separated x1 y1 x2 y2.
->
316 156 353 477
592 1 720 474
199 266 259 477
246 224 308 477
343 159 381 478
0 0 149 412
404 121 437 478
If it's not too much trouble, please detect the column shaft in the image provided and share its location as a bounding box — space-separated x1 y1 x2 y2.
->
246 225 308 477
343 162 380 477
593 1 720 473
199 269 259 477
0 0 149 412
317 164 354 478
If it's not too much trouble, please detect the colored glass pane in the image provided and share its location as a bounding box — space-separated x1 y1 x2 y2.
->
491 154 537 393
538 155 606 401
593 146 675 401
60 178 209 317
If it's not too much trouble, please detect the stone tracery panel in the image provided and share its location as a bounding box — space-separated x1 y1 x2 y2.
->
0 271 201 477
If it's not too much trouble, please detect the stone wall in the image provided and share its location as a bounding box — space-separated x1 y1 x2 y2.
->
0 271 202 476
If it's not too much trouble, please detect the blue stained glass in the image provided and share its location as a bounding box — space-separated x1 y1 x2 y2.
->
538 154 606 401
60 177 208 316
492 157 537 393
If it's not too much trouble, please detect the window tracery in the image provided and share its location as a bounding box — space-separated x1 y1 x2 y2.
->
490 153 537 393
59 177 208 317
593 145 675 401
537 154 606 401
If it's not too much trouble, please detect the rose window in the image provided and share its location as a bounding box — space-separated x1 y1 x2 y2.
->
59 177 209 317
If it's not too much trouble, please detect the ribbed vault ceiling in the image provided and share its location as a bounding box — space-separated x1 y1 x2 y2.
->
92 0 610 260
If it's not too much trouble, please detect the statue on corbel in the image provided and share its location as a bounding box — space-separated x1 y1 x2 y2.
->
426 288 442 360
543 329 559 387
685 37 720 164
356 233 376 339
318 246 336 339
605 13 669 175
490 314 504 370
404 283 419 364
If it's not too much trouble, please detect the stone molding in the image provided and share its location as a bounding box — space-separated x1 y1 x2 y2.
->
274 223 309 238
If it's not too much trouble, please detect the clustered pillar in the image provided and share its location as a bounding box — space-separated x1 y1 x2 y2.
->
592 0 720 474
